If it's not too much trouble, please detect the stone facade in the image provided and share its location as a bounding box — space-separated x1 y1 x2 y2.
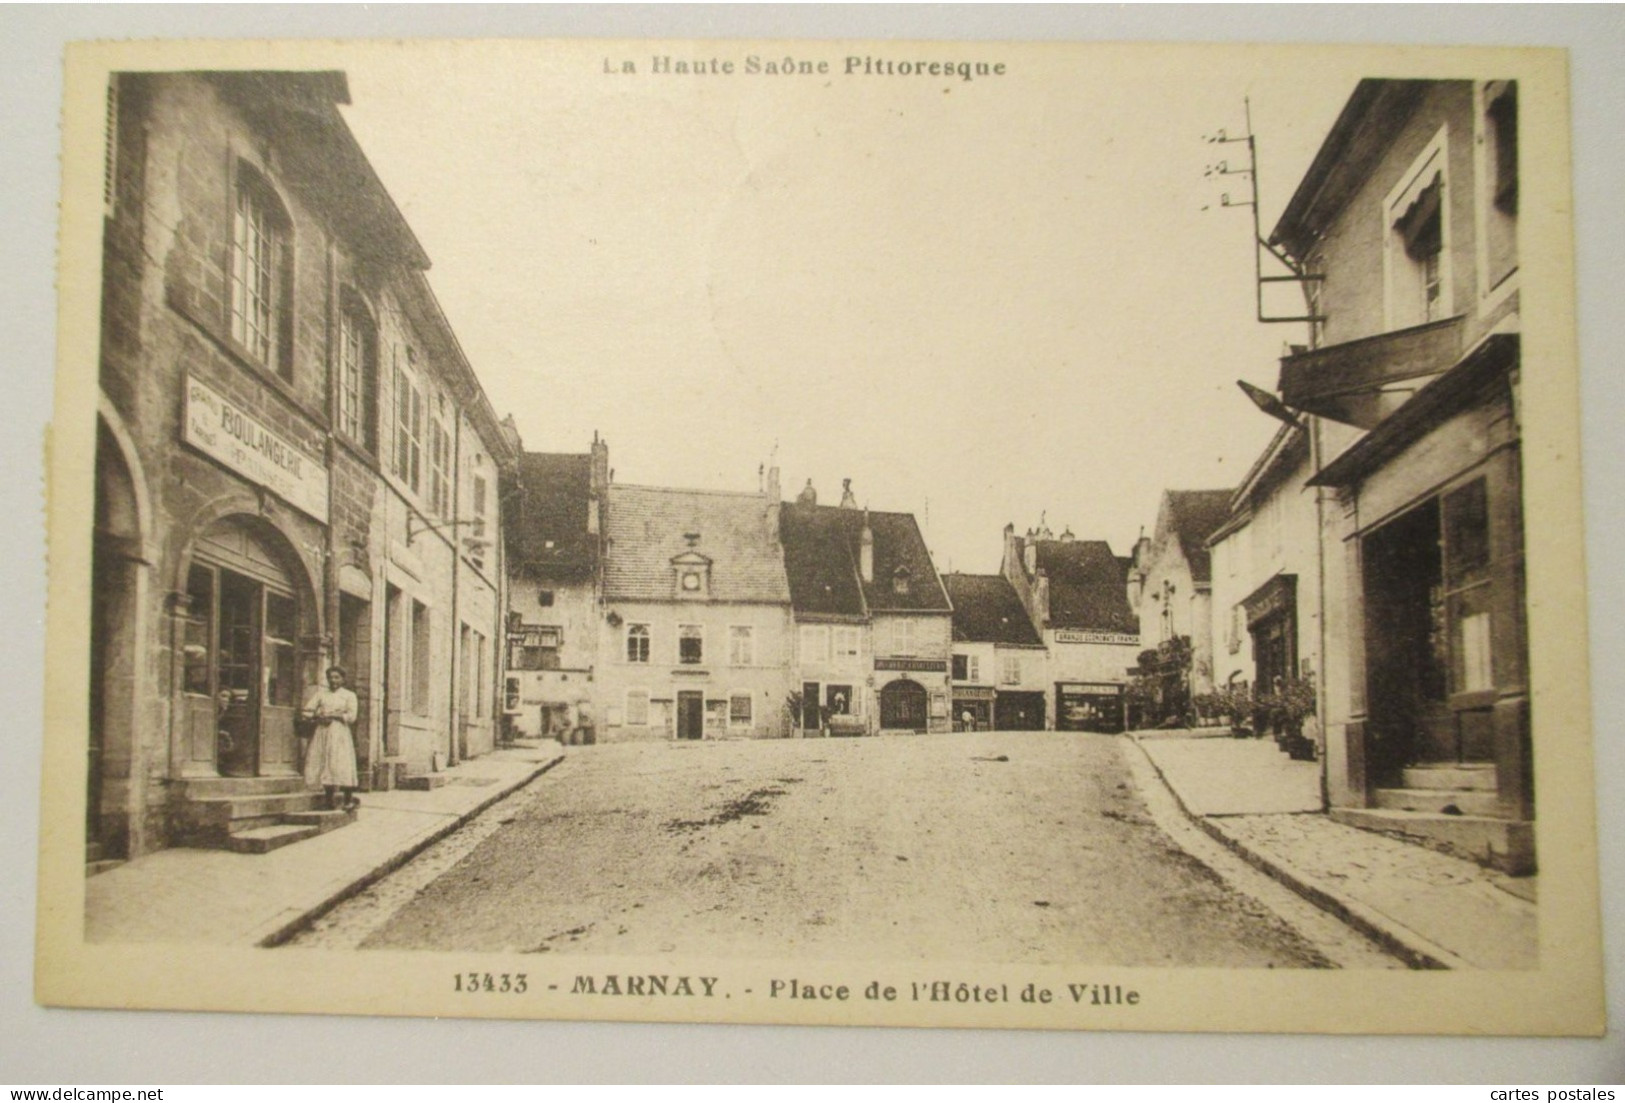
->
89 72 515 863
1267 79 1531 873
596 480 795 742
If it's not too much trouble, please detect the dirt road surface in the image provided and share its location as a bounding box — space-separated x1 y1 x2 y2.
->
294 732 1400 967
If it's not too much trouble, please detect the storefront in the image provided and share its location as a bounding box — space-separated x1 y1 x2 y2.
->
952 686 994 732
176 517 320 779
994 691 1046 731
875 657 949 733
1243 574 1298 695
1055 682 1125 733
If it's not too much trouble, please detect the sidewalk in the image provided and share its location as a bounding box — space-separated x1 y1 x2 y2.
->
1129 730 1538 970
84 743 565 947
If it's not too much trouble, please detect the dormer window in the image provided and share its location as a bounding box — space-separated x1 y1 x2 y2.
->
671 549 712 599
892 566 912 596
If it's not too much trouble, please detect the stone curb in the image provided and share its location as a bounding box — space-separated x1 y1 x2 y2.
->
1125 734 1470 971
253 753 566 948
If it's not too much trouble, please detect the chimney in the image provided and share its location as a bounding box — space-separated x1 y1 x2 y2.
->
1060 526 1075 543
766 464 781 502
1035 570 1051 627
1001 522 1019 577
859 508 874 583
839 478 857 509
588 434 609 535
797 478 817 507
1024 541 1037 577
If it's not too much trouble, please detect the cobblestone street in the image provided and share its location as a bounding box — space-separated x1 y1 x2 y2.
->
293 732 1402 967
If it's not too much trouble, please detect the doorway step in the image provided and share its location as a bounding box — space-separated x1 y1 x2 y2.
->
1374 763 1500 816
171 777 357 854
1330 763 1535 875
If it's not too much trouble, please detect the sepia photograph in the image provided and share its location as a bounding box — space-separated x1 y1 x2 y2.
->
32 27 1606 1047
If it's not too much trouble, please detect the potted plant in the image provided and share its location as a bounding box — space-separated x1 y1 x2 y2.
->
1276 676 1319 760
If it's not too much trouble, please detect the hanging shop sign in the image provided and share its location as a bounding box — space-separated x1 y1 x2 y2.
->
184 375 330 523
1053 629 1140 646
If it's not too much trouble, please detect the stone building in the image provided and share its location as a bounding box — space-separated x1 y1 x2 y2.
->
941 573 1048 731
1207 425 1322 710
779 485 954 735
1125 489 1234 720
1266 79 1531 872
1001 524 1141 732
594 477 794 741
501 438 608 740
89 72 515 863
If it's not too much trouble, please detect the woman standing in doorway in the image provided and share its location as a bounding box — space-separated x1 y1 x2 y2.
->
303 666 360 811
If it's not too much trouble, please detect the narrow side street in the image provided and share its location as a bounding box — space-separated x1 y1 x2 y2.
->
293 733 1402 968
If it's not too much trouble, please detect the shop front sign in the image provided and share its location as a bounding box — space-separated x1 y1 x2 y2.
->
1054 629 1140 646
875 658 947 673
183 375 329 523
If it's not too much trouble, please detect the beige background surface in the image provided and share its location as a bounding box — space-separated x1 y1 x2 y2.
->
7 5 1624 1084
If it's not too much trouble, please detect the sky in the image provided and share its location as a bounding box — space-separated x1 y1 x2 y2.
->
336 41 1356 574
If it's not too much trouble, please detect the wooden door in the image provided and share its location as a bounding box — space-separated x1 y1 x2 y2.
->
677 691 704 740
879 680 927 731
215 570 261 777
259 588 299 775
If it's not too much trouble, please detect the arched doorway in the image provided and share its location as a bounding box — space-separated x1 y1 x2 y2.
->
879 678 928 732
178 516 312 778
90 420 144 860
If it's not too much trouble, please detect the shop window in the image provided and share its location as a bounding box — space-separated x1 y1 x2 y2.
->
728 625 754 667
181 565 214 696
626 623 650 664
679 624 703 665
411 599 431 715
705 698 727 732
459 624 472 720
617 689 645 726
826 684 853 716
729 693 753 728
471 628 486 718
263 590 297 708
338 295 378 452
230 162 293 380
1443 479 1494 694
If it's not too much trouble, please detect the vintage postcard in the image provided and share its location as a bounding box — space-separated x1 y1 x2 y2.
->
37 37 1603 1035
